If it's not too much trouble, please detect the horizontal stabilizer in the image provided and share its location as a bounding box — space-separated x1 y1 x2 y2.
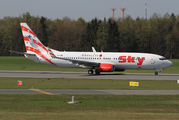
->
9 50 36 56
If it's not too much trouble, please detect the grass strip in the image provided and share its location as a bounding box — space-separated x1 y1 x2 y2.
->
0 77 179 90
0 94 179 120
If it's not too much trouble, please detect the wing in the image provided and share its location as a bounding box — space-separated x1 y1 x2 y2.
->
47 48 99 68
57 57 100 68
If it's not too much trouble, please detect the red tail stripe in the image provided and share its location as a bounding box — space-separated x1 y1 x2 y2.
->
50 53 54 55
22 36 48 53
23 36 28 41
21 26 36 38
35 41 48 53
23 36 48 53
26 46 57 66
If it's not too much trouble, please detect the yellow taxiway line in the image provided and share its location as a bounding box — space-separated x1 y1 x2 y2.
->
31 89 54 95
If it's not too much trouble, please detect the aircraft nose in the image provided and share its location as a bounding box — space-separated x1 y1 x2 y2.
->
168 60 173 66
170 61 173 66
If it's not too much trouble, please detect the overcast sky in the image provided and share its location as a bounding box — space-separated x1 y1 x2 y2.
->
0 0 179 21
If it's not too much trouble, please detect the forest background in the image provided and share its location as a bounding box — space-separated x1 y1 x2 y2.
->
0 12 179 59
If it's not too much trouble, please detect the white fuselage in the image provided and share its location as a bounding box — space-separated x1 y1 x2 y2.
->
26 49 173 71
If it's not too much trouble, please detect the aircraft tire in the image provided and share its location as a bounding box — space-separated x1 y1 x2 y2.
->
155 71 158 75
95 70 100 75
88 70 93 75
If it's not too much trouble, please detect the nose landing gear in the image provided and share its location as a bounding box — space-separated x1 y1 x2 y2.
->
155 71 158 75
155 69 164 75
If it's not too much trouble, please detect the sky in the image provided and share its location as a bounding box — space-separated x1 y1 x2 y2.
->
0 0 179 21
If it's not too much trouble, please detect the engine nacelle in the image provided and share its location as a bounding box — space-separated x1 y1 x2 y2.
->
97 64 114 72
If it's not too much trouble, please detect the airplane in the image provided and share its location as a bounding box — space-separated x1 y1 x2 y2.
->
12 23 173 75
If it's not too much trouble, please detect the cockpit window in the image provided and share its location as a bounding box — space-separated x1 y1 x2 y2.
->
159 57 166 60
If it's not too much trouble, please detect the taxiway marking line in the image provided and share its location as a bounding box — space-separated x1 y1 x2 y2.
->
32 89 53 95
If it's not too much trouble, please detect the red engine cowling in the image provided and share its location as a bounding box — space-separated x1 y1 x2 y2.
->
97 64 114 72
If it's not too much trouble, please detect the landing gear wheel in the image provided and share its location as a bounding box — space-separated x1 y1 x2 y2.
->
95 69 100 75
88 70 94 75
155 71 158 75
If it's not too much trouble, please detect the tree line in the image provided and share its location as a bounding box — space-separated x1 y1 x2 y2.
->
0 12 179 59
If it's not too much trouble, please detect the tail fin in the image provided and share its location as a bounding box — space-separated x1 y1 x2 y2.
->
20 23 57 66
20 23 48 54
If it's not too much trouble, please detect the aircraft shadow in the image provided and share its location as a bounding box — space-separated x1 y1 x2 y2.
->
87 73 125 76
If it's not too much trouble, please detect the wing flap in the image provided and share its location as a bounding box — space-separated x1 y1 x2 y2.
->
60 57 99 68
48 48 100 68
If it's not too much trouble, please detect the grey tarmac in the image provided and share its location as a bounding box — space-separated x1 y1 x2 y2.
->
0 70 179 80
0 89 179 95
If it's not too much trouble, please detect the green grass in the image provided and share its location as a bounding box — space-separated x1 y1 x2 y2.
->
0 57 178 74
0 77 179 90
0 94 179 120
0 56 82 72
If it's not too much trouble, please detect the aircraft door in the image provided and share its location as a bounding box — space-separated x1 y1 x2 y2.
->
151 57 155 64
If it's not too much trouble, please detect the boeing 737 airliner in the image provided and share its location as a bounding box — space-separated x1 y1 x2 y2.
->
14 23 173 75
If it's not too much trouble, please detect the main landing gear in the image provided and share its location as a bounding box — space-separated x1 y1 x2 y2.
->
95 69 100 75
88 69 100 75
88 69 93 74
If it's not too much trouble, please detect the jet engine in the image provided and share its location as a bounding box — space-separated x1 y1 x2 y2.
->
97 64 114 72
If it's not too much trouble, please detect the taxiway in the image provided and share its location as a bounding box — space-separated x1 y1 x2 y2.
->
0 71 179 80
0 89 179 95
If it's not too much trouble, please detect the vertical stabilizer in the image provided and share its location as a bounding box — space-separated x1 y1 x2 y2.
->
20 23 48 54
20 23 56 66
